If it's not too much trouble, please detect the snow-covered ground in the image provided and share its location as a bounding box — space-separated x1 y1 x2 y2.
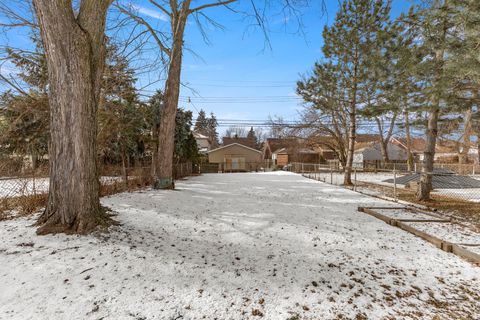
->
1 172 479 320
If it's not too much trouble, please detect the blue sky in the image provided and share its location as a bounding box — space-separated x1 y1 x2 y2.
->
0 0 416 133
131 0 416 130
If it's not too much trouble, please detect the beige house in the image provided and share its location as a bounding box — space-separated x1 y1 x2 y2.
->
193 132 212 154
208 143 262 172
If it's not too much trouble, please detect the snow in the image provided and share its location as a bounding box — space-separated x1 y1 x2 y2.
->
406 222 480 245
1 172 479 319
374 208 436 221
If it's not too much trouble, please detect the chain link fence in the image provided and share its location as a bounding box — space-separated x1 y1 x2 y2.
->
287 162 480 227
0 160 196 220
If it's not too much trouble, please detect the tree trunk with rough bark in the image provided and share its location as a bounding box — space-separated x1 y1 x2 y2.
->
417 106 439 200
33 0 112 234
154 4 189 189
404 108 414 172
344 109 356 185
459 107 472 165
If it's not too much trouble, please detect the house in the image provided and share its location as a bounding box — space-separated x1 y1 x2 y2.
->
390 137 427 161
222 135 257 149
353 142 408 167
272 147 320 167
208 143 263 172
263 138 320 166
391 136 477 163
193 132 211 154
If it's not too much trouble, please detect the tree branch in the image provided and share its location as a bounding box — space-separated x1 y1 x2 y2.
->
114 3 171 57
148 0 172 18
188 0 237 14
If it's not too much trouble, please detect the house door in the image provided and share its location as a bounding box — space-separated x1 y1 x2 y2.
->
225 157 245 171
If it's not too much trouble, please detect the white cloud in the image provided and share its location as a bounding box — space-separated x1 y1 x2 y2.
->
130 4 168 21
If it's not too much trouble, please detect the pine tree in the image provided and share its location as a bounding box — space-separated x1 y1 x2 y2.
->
174 108 199 164
247 127 258 149
300 0 392 184
0 33 49 168
409 0 457 200
207 113 219 148
194 109 208 135
97 43 147 184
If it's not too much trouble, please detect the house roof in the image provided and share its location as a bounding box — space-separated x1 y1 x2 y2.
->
223 136 257 149
273 146 318 155
356 134 382 143
392 137 459 154
265 138 299 153
391 137 426 153
193 132 209 140
208 143 262 154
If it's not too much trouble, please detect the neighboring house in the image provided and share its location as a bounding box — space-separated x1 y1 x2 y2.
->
193 132 211 154
390 137 426 161
263 138 320 166
223 135 257 150
391 136 476 163
263 138 294 160
353 142 408 167
273 147 320 167
309 134 382 162
208 143 262 172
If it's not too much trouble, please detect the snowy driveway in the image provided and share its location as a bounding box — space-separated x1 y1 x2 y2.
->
0 172 479 319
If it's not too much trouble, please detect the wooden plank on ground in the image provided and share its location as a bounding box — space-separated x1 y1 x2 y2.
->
358 207 394 224
358 206 480 265
395 221 445 249
396 219 451 223
451 244 480 264
362 206 408 210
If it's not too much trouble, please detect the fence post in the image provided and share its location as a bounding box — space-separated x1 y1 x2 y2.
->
393 169 397 202
414 162 417 173
330 166 333 185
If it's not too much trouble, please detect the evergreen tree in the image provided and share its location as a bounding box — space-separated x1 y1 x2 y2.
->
299 0 392 183
0 32 49 168
97 44 148 184
247 127 258 149
407 0 458 200
194 109 208 135
207 113 219 148
174 108 199 164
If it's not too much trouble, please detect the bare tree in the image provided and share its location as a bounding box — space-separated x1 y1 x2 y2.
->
225 126 248 138
32 0 113 234
116 0 311 189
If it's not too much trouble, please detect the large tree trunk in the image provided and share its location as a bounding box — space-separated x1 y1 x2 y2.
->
154 5 189 189
458 107 472 165
380 140 390 163
417 107 439 200
344 109 356 185
34 0 111 234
